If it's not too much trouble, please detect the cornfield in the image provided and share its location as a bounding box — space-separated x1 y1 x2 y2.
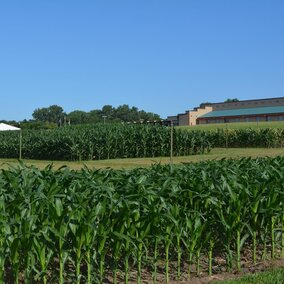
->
209 127 284 148
1 125 284 161
0 124 211 160
1 157 284 283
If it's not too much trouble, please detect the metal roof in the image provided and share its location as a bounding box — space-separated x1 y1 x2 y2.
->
199 106 284 118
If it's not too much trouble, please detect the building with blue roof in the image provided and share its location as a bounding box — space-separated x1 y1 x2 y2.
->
168 97 284 126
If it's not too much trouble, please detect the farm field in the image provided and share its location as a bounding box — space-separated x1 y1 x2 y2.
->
1 125 284 283
0 124 210 160
180 120 284 131
1 157 284 283
1 147 284 170
3 124 284 161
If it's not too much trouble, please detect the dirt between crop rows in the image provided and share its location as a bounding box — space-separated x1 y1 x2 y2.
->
5 250 284 283
104 255 284 283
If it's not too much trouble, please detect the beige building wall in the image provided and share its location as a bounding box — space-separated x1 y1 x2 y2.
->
177 106 213 126
188 106 213 126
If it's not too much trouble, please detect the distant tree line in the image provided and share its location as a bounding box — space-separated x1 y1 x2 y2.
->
33 104 161 124
200 98 239 107
224 98 239 103
67 104 161 125
2 104 161 129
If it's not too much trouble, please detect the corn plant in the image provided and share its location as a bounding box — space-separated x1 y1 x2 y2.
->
1 157 284 282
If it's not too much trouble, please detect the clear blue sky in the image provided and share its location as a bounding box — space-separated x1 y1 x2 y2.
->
1 0 284 121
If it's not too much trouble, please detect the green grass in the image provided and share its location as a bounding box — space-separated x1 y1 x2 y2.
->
1 147 284 170
216 267 284 284
179 121 284 131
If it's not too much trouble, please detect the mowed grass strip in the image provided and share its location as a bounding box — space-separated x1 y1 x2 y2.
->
1 147 284 170
179 121 284 131
216 267 284 284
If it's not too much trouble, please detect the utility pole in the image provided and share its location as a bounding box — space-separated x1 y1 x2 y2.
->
170 120 174 164
19 128 22 160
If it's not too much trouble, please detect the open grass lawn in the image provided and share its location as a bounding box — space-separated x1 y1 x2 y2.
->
1 147 284 170
180 120 284 131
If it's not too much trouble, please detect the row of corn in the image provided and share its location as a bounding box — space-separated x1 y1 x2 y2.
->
1 157 284 283
1 125 284 161
0 124 211 160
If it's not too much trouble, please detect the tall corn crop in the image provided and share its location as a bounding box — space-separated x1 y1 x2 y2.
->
0 124 211 160
1 125 283 161
208 127 284 148
1 157 284 282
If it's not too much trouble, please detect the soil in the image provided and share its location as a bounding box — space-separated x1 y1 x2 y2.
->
5 249 284 283
105 254 284 283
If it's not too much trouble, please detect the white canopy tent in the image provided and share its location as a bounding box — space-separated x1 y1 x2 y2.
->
0 123 22 159
0 123 20 131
